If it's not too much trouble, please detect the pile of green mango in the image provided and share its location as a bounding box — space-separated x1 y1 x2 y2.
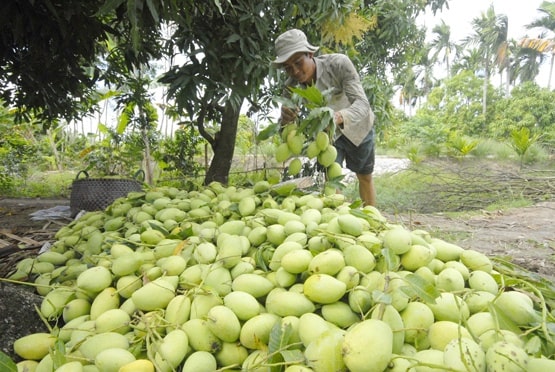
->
8 180 555 372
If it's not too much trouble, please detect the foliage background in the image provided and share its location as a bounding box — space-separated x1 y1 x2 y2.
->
0 0 554 213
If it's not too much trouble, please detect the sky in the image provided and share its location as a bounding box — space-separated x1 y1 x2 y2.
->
420 0 551 86
421 0 546 42
78 1 552 133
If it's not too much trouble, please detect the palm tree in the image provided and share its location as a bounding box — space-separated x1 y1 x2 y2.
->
396 45 437 114
396 67 418 115
429 20 458 79
452 48 482 75
521 1 555 88
463 5 508 117
512 38 547 84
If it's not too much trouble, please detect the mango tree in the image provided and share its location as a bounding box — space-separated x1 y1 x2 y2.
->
1 0 449 185
157 0 352 185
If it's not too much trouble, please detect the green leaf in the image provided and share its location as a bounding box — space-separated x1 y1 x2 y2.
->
168 222 194 239
289 85 326 107
381 248 401 271
372 289 392 305
280 349 305 364
51 339 67 369
180 223 195 239
349 200 364 209
0 351 17 372
299 107 334 137
146 222 169 235
97 123 110 134
226 34 241 43
273 95 298 109
117 110 130 134
401 273 440 303
325 179 346 193
349 207 387 232
254 245 270 272
145 0 159 22
95 0 125 15
268 321 306 368
268 322 284 354
256 123 280 141
268 322 286 372
213 0 223 14
488 302 523 335
524 335 542 356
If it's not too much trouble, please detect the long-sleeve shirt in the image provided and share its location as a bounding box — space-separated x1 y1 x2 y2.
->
283 53 374 146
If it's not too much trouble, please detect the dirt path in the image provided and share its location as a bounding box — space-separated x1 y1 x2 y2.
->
387 201 555 279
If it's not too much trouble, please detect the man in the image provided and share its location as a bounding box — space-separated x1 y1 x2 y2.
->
272 29 377 206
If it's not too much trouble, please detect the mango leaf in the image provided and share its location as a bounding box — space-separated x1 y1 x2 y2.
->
401 273 440 303
280 349 305 364
534 323 555 357
213 0 223 13
524 335 543 356
269 321 293 352
488 302 523 335
145 0 159 22
0 351 16 372
254 244 272 272
95 0 125 15
145 221 169 235
181 222 195 238
226 33 241 43
97 122 110 134
350 208 388 232
289 85 326 107
381 248 401 272
268 322 288 372
229 203 240 214
256 122 280 142
372 289 392 305
322 12 376 45
116 106 131 134
325 178 346 192
273 95 298 108
51 339 67 369
491 257 555 299
349 199 364 209
299 107 334 137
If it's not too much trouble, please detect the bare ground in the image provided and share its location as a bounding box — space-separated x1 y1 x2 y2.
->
386 201 555 280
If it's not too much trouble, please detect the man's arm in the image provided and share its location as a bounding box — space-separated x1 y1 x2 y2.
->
278 78 299 126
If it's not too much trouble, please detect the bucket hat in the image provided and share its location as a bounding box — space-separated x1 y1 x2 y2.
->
272 29 319 66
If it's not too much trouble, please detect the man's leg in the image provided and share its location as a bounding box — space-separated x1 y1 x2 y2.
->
356 173 376 207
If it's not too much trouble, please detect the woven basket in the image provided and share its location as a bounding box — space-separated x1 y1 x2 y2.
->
70 171 144 216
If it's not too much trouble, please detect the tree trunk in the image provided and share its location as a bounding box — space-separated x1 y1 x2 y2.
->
203 99 243 185
46 128 63 171
548 53 554 90
482 59 489 119
142 128 155 186
505 64 510 96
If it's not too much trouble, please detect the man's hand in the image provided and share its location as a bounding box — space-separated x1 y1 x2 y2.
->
280 106 298 125
334 111 344 128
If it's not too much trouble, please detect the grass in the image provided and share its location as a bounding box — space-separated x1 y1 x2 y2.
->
369 156 554 215
2 170 75 198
